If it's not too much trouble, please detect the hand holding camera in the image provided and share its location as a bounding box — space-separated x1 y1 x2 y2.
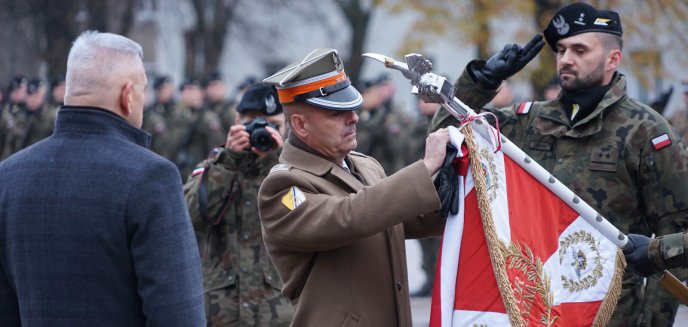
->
226 117 283 156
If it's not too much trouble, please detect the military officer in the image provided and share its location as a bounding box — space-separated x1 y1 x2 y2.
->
429 2 688 325
184 84 293 326
259 48 449 327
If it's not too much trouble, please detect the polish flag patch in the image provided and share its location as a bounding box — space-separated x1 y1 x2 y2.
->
191 167 205 177
516 102 532 115
652 133 672 150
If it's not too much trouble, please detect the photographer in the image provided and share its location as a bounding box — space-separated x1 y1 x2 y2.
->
183 84 292 326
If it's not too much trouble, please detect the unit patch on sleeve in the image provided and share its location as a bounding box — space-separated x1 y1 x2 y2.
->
651 133 672 151
281 186 306 211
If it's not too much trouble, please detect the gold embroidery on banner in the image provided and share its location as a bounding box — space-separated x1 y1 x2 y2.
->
478 147 499 203
502 241 557 327
559 230 604 292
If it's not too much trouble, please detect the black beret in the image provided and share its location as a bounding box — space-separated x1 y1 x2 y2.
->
179 78 201 91
153 75 172 90
26 79 44 95
544 2 622 51
7 75 27 92
236 84 283 116
204 71 223 86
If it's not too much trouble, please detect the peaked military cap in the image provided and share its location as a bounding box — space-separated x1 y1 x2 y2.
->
236 84 283 116
263 48 363 111
544 2 622 51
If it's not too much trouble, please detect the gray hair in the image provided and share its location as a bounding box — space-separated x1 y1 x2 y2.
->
65 31 144 96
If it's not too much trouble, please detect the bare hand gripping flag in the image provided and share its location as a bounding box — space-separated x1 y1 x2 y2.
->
429 125 625 327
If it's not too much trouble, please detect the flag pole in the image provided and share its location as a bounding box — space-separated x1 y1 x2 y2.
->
361 51 688 306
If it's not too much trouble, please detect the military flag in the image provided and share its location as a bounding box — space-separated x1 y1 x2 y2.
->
429 125 625 327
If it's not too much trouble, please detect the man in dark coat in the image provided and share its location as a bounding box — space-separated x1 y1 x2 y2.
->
0 30 205 326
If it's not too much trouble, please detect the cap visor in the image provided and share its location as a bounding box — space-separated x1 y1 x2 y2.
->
304 85 363 111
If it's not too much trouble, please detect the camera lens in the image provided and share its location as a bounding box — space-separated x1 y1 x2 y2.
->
250 128 274 152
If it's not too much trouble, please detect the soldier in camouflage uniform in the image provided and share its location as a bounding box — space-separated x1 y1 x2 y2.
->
21 79 56 148
142 75 177 159
625 232 688 277
183 84 293 326
1 76 28 160
169 79 225 179
357 74 408 174
429 3 688 326
205 72 235 134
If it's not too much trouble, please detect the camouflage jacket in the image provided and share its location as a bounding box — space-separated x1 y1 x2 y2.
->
169 104 225 179
1 103 28 160
356 102 410 174
142 100 176 160
21 105 57 148
183 146 292 326
431 70 688 235
208 99 236 134
649 232 688 271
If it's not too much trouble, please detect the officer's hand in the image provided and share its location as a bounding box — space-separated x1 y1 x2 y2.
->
470 34 545 89
434 144 460 218
251 126 283 158
623 234 661 278
423 128 451 175
226 124 250 153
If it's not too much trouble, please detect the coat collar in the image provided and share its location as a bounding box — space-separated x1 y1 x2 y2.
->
55 106 151 148
281 136 365 192
535 73 627 138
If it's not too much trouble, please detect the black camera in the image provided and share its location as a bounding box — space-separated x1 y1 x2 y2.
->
243 117 277 152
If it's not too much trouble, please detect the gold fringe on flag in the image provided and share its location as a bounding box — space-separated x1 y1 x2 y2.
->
462 124 525 327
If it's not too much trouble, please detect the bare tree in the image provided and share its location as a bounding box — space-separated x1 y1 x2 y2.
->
0 0 138 80
183 0 240 79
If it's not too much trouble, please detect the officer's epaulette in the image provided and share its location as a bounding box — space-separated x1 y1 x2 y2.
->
269 163 291 174
516 101 533 115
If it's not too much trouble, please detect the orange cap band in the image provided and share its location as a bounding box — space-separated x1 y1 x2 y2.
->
276 71 347 104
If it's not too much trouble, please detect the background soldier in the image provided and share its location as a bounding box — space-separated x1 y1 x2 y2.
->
429 2 688 325
142 75 177 158
356 74 408 174
48 75 65 109
205 71 235 133
407 98 442 297
184 84 293 326
1 76 29 160
22 78 56 148
169 78 224 179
